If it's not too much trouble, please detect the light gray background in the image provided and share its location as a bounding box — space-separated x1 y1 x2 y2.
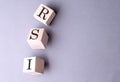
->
0 0 120 82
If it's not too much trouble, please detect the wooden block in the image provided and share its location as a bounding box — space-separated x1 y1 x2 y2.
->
23 56 44 75
34 4 56 25
27 28 48 49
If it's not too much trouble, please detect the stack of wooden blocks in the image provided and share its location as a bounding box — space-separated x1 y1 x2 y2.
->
23 4 56 75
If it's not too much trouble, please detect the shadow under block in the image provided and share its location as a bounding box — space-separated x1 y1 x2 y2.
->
34 4 56 25
23 56 44 75
27 28 48 49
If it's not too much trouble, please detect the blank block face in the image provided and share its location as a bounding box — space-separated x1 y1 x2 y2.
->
23 56 44 75
34 4 56 25
27 28 48 49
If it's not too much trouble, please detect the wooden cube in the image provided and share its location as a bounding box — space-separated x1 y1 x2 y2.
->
23 56 44 75
34 4 56 25
27 28 48 49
